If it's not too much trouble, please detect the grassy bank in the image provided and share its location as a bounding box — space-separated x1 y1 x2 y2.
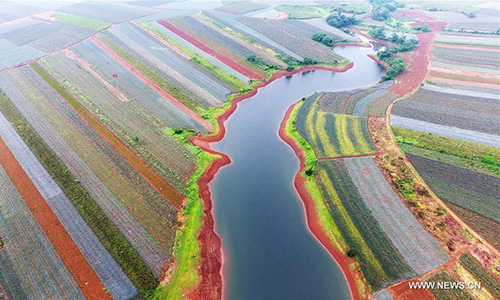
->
153 151 217 299
283 101 368 296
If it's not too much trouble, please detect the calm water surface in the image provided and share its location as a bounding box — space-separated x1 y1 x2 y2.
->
211 46 385 299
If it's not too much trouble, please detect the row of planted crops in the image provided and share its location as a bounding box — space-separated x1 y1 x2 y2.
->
0 2 357 298
291 93 449 294
391 32 500 251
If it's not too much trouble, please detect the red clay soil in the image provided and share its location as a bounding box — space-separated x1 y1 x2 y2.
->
188 63 355 300
279 102 364 300
388 32 436 96
386 12 447 96
33 64 186 209
0 136 110 300
90 37 214 132
157 20 264 80
387 280 434 300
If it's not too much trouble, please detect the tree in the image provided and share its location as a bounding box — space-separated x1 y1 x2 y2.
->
312 32 336 47
369 26 386 39
326 13 359 28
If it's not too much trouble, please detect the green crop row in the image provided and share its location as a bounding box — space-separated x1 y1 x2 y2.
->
140 22 247 91
296 94 375 158
0 90 158 297
96 35 205 114
393 126 500 176
54 12 109 31
317 160 415 290
459 253 500 298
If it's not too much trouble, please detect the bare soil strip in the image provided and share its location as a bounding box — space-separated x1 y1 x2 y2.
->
0 135 110 300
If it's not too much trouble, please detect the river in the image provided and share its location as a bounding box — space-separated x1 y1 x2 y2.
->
210 46 385 299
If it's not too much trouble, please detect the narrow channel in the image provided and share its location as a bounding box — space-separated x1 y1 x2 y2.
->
210 46 385 299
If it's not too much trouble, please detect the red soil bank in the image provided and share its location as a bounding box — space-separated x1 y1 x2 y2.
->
34 64 186 209
388 32 436 96
91 37 214 132
0 136 110 300
368 54 389 70
189 63 354 300
278 102 364 300
158 20 264 80
388 280 434 300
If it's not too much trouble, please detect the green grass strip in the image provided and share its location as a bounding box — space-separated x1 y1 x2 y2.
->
153 151 215 299
393 126 500 176
140 22 247 91
96 34 205 115
54 12 109 31
459 253 500 298
26 63 158 297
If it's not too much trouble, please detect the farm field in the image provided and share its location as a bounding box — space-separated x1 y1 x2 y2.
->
316 159 416 290
0 163 85 299
296 93 376 158
0 66 177 271
236 16 343 63
204 10 303 60
35 51 198 193
392 88 500 136
392 27 500 255
158 16 268 80
0 1 499 299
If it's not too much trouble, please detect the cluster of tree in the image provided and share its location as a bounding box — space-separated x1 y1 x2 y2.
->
277 55 320 71
246 54 279 71
312 32 351 48
326 13 359 28
369 26 422 46
369 0 403 21
376 36 419 80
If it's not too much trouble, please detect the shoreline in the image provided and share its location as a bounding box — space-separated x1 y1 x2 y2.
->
277 101 363 300
189 63 354 299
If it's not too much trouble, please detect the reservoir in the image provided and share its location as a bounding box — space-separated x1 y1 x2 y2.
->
210 46 385 299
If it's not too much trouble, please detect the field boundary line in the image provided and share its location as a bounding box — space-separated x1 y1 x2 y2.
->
90 36 214 131
30 62 185 209
0 135 110 300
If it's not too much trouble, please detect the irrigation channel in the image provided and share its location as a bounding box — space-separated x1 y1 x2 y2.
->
210 45 385 299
